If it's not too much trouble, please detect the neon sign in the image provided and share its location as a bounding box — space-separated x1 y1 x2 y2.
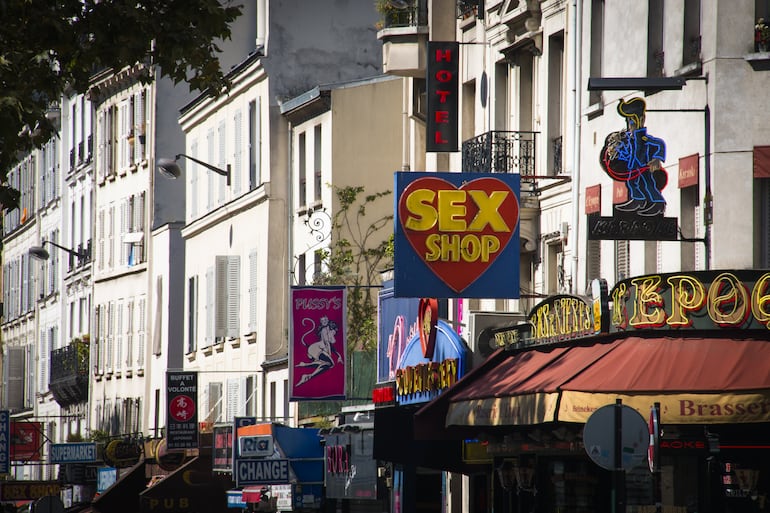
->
611 270 770 331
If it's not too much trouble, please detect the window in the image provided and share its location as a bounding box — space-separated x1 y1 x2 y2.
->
297 254 306 286
680 186 700 271
218 120 226 203
647 0 665 77
207 128 215 209
188 276 198 353
586 239 601 287
249 98 262 190
227 378 243 421
207 382 223 424
248 250 258 333
270 381 276 420
615 240 629 281
245 376 256 416
116 301 123 371
137 296 146 368
547 241 564 293
134 90 146 163
298 132 307 206
190 140 199 219
233 109 243 194
760 178 770 267
682 0 701 68
126 299 134 368
547 32 564 176
313 251 322 283
314 125 323 202
589 0 604 106
5 347 26 410
215 255 241 338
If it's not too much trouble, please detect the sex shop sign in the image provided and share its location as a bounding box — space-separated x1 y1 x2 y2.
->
394 172 521 298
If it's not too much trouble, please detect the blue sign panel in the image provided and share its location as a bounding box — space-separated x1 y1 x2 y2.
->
50 442 97 464
394 172 521 298
394 320 468 406
97 467 117 493
235 459 291 486
227 490 247 509
377 280 420 383
0 410 8 473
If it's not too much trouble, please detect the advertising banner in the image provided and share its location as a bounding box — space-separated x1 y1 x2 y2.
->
166 371 199 449
289 287 347 401
394 172 521 298
10 421 42 461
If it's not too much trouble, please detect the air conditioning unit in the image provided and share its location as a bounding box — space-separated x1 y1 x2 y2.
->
468 311 526 358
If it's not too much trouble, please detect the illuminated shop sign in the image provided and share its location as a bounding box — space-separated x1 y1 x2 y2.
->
392 319 468 406
426 41 459 152
394 171 521 298
589 97 678 240
611 270 770 332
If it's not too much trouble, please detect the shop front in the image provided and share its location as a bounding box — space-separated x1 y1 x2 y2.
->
373 278 474 513
414 270 770 513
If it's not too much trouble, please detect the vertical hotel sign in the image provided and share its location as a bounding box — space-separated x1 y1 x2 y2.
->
290 287 347 401
166 371 198 450
426 41 459 152
0 410 8 473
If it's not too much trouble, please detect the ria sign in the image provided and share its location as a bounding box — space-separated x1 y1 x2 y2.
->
394 172 520 298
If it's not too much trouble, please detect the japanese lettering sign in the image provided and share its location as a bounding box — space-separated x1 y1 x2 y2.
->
166 371 198 449
394 172 521 298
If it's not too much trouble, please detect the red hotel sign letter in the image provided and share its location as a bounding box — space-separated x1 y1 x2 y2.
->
426 41 459 152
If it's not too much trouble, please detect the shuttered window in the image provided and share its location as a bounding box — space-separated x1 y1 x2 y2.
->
215 255 241 338
233 110 243 194
586 239 601 283
615 240 629 281
248 250 258 333
227 378 242 421
5 347 24 410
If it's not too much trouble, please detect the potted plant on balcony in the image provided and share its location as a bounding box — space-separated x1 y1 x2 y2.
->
756 18 770 52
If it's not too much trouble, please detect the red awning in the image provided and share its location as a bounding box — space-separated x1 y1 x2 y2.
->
434 335 770 427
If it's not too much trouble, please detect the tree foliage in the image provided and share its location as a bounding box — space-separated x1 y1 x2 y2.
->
0 0 242 206
313 185 394 352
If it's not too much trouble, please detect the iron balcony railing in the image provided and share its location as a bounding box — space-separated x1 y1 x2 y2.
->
49 339 90 406
381 0 428 29
462 131 538 176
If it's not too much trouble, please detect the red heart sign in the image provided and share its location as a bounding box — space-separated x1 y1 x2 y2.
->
398 176 519 293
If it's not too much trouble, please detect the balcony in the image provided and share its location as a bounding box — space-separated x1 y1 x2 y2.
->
50 339 90 407
377 0 429 77
462 131 537 176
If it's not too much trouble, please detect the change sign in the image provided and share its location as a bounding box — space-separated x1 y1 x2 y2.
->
235 459 290 486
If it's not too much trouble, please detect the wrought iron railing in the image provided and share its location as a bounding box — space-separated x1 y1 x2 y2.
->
50 339 90 406
381 0 428 29
462 131 538 175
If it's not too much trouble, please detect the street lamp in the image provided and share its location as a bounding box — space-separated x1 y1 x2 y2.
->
157 154 231 186
29 240 87 261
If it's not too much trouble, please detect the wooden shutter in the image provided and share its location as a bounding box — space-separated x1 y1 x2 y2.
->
233 110 243 194
205 267 214 346
227 256 240 338
249 250 258 333
218 120 226 203
215 256 228 339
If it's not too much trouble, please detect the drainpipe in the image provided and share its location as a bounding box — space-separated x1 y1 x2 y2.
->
569 0 583 294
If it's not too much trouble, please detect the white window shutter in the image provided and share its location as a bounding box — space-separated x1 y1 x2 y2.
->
233 110 243 194
218 120 226 203
215 256 228 338
248 249 258 333
39 329 48 392
116 301 123 370
134 91 146 162
205 267 214 346
190 140 199 219
137 296 146 367
227 378 241 421
207 129 215 209
126 300 134 368
227 256 240 338
7 347 25 410
120 200 127 266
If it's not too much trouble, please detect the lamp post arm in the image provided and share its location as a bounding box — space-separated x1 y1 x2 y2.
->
177 153 231 186
45 240 86 259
